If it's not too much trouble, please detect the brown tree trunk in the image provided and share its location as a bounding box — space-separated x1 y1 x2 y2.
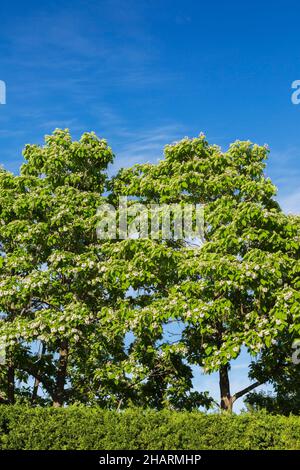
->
31 343 46 404
219 364 233 412
6 349 15 404
53 340 68 408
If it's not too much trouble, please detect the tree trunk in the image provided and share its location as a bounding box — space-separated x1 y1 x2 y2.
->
7 350 15 404
31 343 46 404
53 340 68 408
219 364 233 412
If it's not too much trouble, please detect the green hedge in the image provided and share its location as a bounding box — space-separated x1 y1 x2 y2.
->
0 406 299 450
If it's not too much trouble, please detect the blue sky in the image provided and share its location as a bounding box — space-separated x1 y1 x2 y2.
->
1 0 300 410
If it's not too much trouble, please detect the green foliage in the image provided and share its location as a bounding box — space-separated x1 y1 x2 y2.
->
246 389 300 416
0 129 299 413
113 136 299 369
0 129 131 406
0 406 300 450
112 134 300 410
246 336 300 415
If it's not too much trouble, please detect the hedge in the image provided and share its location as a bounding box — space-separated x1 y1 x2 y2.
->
0 406 299 450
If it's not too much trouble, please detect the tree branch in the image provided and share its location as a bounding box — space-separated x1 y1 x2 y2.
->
19 363 55 400
232 381 262 403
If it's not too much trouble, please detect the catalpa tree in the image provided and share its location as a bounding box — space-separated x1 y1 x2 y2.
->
113 135 300 411
0 130 128 406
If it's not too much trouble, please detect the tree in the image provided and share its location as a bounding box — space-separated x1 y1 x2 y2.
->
0 129 128 406
112 134 300 411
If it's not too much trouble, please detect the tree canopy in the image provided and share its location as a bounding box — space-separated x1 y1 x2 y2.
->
0 130 299 413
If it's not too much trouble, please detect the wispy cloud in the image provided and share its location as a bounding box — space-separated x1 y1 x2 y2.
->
109 123 187 173
268 147 300 188
279 190 300 214
3 1 177 91
266 147 300 213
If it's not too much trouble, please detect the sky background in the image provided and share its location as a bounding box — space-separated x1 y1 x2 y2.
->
1 0 300 410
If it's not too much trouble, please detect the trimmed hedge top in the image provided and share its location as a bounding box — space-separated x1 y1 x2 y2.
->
0 406 299 450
